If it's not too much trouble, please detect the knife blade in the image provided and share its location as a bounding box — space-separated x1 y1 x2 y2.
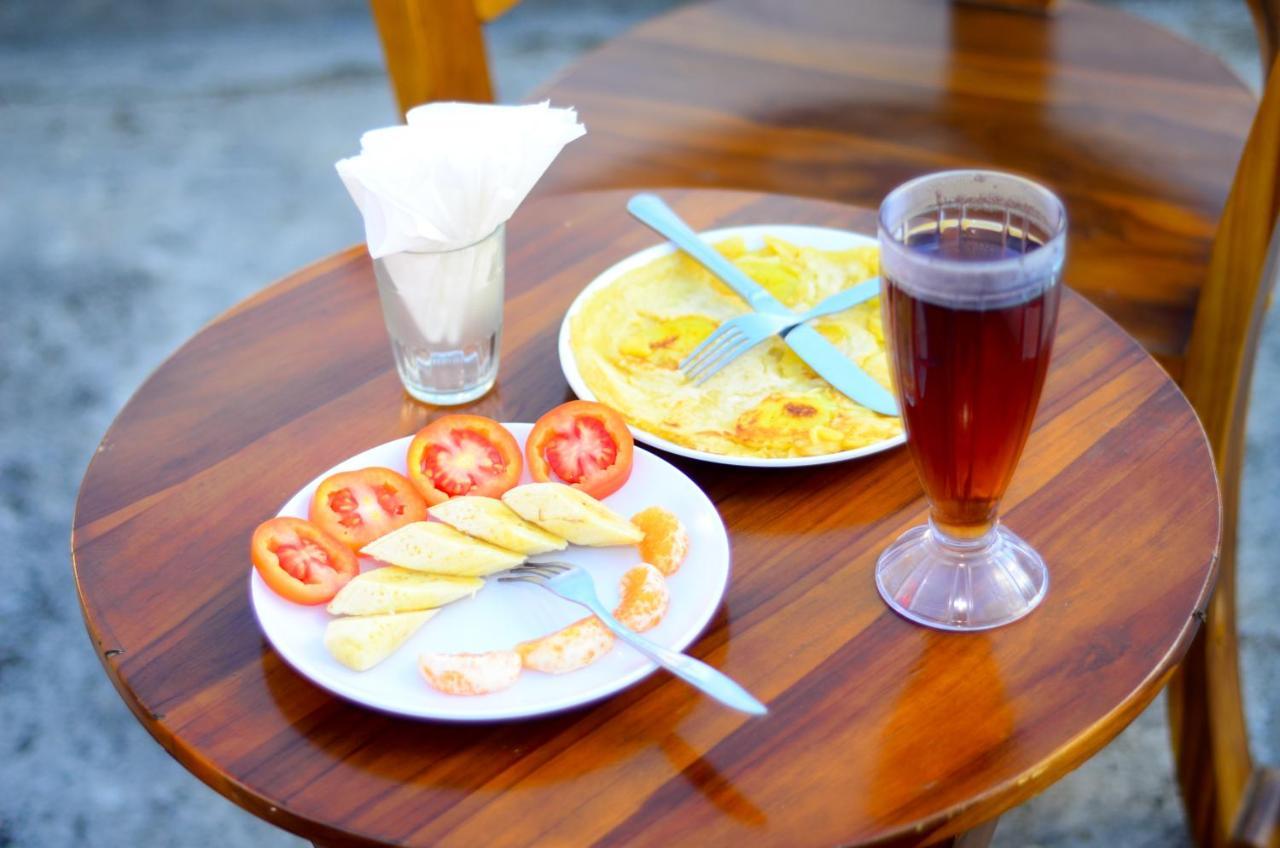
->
784 324 899 415
627 192 900 415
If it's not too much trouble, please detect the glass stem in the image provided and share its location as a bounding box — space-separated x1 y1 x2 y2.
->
928 515 998 553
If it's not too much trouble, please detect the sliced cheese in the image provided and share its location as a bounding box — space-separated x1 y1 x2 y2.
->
326 567 482 616
502 482 643 547
361 521 525 576
429 496 567 555
324 609 437 671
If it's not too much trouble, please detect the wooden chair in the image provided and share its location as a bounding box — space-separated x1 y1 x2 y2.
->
368 0 520 116
362 1 1279 844
1167 6 1280 843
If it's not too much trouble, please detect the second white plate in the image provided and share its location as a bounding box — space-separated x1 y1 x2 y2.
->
250 423 731 722
557 223 906 468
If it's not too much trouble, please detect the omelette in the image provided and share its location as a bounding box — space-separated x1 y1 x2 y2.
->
569 236 903 458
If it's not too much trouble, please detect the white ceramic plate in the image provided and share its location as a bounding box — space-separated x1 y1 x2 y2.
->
557 224 906 467
249 423 730 722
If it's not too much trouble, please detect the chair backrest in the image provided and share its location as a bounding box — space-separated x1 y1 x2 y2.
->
368 0 521 117
1168 37 1280 848
1249 0 1280 80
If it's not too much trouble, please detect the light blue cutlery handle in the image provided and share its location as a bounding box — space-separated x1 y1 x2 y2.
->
627 193 791 315
798 277 881 322
581 595 768 716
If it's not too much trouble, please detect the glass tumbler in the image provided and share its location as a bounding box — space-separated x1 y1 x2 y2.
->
876 170 1067 631
372 225 504 406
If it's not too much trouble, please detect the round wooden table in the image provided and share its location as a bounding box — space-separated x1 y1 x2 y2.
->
533 0 1257 377
72 190 1220 847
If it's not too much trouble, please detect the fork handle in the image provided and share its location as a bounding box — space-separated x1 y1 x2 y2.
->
589 603 768 716
798 277 881 322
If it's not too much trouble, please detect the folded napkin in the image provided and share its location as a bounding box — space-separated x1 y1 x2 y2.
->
336 101 586 258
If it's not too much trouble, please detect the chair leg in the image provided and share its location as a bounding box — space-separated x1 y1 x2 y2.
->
1167 419 1255 848
1231 767 1280 848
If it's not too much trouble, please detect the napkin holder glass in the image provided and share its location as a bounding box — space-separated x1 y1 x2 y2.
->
372 225 505 406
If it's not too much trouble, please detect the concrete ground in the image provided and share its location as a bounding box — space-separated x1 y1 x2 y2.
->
0 1 1275 846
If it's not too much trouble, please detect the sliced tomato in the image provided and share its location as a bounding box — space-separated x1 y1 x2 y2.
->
309 467 428 550
406 414 523 506
251 517 358 605
526 401 634 499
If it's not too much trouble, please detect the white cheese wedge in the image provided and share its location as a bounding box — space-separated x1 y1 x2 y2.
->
324 609 437 671
429 496 567 555
326 567 483 616
502 482 643 547
361 521 525 576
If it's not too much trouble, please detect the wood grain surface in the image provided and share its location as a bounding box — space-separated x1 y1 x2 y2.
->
71 190 1220 847
532 0 1256 377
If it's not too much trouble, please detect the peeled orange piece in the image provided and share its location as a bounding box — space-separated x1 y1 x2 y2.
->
632 506 689 576
516 616 615 674
419 650 521 696
613 563 669 633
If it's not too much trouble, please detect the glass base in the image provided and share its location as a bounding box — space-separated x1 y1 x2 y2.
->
389 336 499 407
875 522 1048 631
401 374 496 406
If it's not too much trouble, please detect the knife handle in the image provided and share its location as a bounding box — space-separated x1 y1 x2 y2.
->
627 193 790 315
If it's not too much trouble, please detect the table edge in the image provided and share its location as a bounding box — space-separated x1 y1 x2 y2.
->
69 190 1224 847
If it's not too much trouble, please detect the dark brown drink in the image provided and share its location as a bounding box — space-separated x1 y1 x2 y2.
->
875 170 1065 630
883 230 1060 540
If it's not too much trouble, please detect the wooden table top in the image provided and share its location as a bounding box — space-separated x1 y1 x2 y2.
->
533 0 1256 375
72 190 1220 847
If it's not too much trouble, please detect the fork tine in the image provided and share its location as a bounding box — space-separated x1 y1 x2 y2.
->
497 575 546 584
514 564 560 576
678 330 719 371
680 320 741 370
690 336 760 384
683 329 746 381
530 561 569 572
680 324 742 373
687 334 756 383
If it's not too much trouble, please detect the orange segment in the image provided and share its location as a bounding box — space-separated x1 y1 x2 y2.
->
613 563 670 633
631 506 689 576
516 616 615 674
419 650 522 695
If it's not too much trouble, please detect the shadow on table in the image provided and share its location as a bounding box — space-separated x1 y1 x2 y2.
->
257 600 766 828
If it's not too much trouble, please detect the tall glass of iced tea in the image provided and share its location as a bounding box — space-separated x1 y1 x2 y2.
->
876 171 1066 631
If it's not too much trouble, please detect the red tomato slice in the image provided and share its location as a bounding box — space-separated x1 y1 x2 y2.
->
526 401 634 499
406 414 523 506
309 467 428 550
251 517 358 605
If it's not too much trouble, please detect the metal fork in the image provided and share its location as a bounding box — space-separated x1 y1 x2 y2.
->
499 562 767 715
680 277 880 385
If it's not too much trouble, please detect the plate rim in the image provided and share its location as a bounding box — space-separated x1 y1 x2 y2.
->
556 223 906 468
249 424 731 722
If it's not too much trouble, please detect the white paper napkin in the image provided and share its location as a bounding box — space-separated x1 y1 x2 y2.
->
335 101 586 258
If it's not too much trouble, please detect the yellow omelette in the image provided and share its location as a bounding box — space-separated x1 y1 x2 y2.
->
569 236 903 458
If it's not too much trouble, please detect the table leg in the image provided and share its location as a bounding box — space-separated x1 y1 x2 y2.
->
953 0 1055 13
942 817 1000 847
